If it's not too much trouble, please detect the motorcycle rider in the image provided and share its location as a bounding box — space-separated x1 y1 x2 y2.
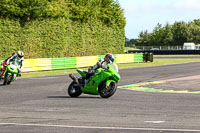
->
1 52 16 79
5 51 24 77
70 53 115 85
85 53 115 80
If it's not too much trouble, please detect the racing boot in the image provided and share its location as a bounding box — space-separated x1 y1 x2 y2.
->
18 72 22 77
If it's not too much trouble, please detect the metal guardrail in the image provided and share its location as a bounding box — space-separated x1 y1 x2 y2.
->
134 46 184 50
131 46 200 50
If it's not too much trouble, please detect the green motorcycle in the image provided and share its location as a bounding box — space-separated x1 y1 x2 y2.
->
3 63 19 85
68 63 120 98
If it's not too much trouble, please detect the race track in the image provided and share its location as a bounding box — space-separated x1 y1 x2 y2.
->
1 62 200 133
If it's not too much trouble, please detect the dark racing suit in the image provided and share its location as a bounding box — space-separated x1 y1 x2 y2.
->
69 58 110 86
85 58 109 80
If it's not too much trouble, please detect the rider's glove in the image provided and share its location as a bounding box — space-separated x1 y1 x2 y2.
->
97 62 101 67
18 68 21 72
18 73 22 77
18 68 22 77
88 68 95 73
102 65 109 70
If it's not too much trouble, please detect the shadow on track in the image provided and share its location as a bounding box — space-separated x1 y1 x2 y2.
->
47 96 101 99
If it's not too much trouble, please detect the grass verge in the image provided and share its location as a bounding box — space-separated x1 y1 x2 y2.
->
154 55 200 57
21 58 200 78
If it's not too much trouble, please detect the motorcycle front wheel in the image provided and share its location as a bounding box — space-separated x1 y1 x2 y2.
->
0 71 3 81
3 74 11 85
99 82 117 98
68 82 82 97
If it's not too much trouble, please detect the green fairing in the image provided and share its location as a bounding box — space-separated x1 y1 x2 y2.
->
107 64 120 82
79 64 120 95
4 65 19 83
76 69 87 77
106 80 115 87
6 65 19 74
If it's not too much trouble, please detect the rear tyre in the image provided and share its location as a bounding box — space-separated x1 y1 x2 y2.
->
99 81 117 98
68 82 82 97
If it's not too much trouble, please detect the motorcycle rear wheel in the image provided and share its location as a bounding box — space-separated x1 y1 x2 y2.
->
68 82 82 97
99 82 117 98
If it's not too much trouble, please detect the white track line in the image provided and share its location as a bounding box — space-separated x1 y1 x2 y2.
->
0 123 200 132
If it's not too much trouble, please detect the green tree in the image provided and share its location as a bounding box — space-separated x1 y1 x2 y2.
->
149 23 163 46
162 23 173 46
136 20 200 46
187 21 200 43
171 21 189 45
136 30 150 46
0 0 49 26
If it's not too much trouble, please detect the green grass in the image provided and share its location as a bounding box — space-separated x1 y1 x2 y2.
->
124 47 141 52
118 58 200 69
22 68 88 78
21 58 200 78
154 55 200 57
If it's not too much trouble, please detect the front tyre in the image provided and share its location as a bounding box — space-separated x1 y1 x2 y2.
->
99 82 117 98
0 71 3 81
7 75 12 85
3 74 12 85
3 74 8 85
68 82 82 97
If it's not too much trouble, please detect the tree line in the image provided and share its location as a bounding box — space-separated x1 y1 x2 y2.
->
0 0 125 28
126 19 200 47
0 0 125 58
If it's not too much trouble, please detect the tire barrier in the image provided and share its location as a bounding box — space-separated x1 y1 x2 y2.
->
143 52 153 62
1 53 144 72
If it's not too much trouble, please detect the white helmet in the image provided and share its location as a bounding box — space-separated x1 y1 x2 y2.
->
17 51 24 58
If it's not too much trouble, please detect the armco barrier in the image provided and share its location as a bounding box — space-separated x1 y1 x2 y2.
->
116 54 134 63
76 56 98 68
23 58 52 72
0 54 143 72
51 57 76 70
134 53 143 62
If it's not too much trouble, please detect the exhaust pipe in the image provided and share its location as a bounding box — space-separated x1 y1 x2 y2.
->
69 74 82 88
69 74 76 81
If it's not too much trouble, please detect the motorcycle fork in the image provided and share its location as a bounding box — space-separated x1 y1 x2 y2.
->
11 74 16 81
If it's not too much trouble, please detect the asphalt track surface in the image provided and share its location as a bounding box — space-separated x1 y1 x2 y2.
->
1 62 200 133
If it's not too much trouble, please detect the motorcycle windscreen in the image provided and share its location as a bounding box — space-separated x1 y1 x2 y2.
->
10 61 19 68
110 63 119 72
